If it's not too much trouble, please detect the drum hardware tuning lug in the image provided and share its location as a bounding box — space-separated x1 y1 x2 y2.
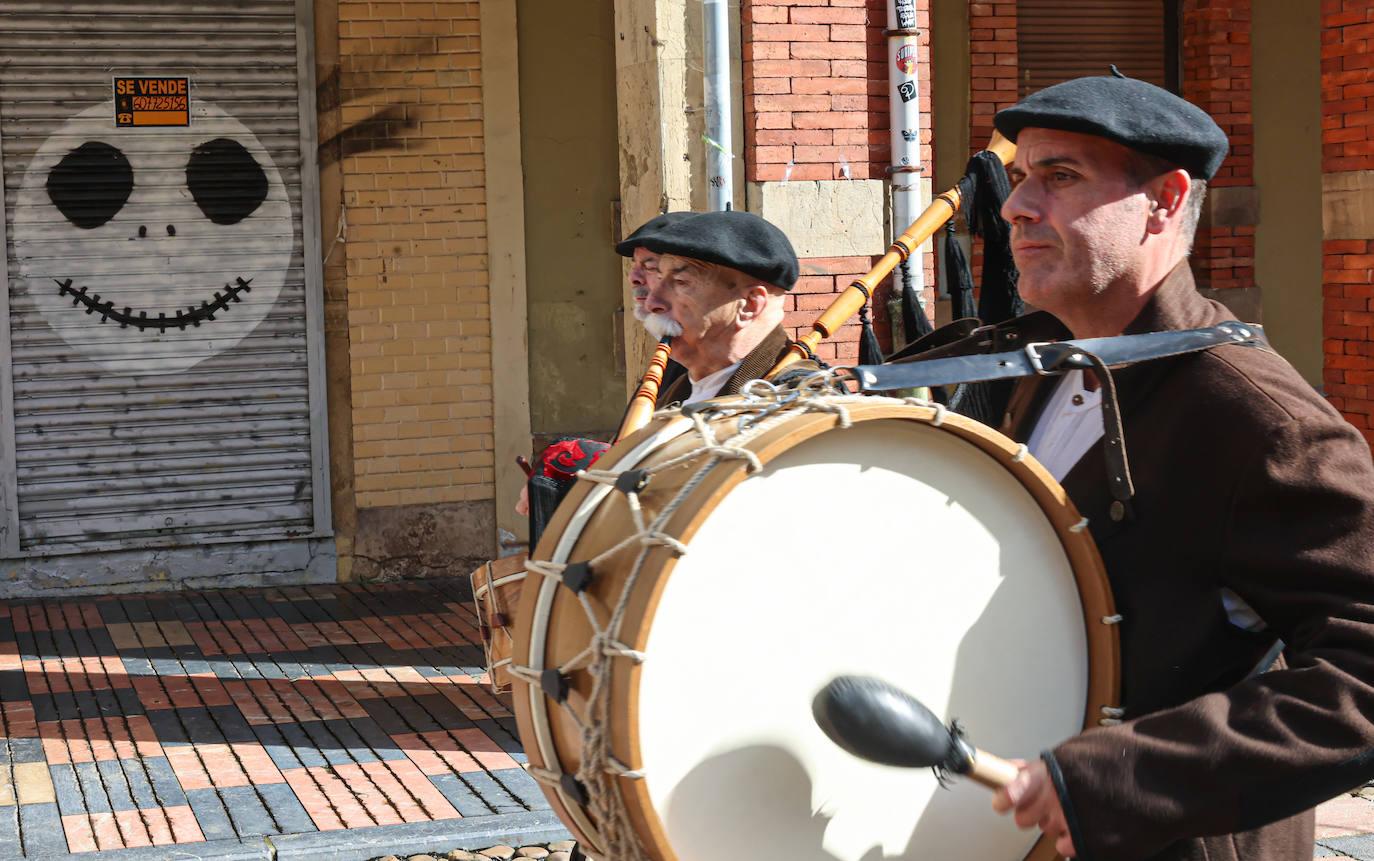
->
562 561 596 595
541 668 571 703
559 772 591 807
614 469 650 495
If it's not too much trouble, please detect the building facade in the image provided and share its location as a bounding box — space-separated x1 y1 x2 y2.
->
0 0 1366 595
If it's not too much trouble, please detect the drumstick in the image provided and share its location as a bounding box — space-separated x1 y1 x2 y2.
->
517 455 534 477
812 674 1021 789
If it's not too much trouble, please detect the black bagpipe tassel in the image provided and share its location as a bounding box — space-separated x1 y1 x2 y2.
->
900 280 934 345
964 150 1022 325
942 151 1024 426
943 218 976 322
858 295 884 366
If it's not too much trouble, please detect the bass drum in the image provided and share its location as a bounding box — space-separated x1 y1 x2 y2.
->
510 393 1119 861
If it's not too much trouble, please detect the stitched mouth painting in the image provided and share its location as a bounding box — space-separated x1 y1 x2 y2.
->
12 100 293 375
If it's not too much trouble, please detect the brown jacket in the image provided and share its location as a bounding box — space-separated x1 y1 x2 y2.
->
654 325 816 407
940 263 1374 860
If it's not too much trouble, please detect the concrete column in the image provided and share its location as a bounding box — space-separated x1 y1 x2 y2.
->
613 0 696 394
482 0 535 545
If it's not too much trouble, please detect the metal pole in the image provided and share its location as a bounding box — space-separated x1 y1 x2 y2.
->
886 0 923 346
703 0 733 211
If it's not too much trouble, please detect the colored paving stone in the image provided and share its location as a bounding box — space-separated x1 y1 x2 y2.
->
4 578 1373 860
0 579 559 856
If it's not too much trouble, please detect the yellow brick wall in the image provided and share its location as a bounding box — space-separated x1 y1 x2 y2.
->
337 1 493 510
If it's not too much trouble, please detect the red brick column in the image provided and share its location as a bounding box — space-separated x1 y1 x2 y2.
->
741 0 932 362
1321 1 1374 444
1181 0 1256 293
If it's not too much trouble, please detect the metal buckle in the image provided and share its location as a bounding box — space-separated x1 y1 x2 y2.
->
1025 341 1091 376
1024 341 1054 375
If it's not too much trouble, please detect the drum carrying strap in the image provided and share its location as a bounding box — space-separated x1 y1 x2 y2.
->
843 322 1267 522
844 321 1265 393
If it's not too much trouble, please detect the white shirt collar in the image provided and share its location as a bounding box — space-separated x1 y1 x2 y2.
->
683 361 743 406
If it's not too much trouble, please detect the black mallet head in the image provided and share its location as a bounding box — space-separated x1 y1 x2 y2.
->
811 675 973 773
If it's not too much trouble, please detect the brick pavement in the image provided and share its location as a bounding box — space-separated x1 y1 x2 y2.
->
0 579 568 859
1 577 1372 859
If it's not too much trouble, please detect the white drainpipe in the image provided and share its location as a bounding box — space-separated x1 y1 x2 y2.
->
703 0 733 211
887 0 923 345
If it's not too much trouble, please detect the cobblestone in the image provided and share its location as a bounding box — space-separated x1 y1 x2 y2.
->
368 843 577 861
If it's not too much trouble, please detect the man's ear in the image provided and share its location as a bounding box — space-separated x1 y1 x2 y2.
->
736 284 770 325
1146 168 1191 235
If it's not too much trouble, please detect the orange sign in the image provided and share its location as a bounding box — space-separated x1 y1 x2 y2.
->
113 77 190 127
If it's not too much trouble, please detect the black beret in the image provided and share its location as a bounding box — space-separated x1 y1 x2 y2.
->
994 73 1229 180
615 211 694 257
616 210 799 291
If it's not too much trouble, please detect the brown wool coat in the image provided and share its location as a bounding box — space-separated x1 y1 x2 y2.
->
654 325 816 408
933 262 1374 861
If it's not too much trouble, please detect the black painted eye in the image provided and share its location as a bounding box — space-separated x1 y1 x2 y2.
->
47 142 133 229
186 137 267 225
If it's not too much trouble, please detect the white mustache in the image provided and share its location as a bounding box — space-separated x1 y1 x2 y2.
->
634 307 683 339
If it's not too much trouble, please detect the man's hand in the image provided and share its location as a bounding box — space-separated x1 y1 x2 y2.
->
991 758 1078 858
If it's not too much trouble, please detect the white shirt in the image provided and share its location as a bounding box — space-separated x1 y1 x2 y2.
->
1026 369 1104 482
683 361 742 406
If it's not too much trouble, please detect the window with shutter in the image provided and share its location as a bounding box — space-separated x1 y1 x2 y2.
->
1017 0 1180 96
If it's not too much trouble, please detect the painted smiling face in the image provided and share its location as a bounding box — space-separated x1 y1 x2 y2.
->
12 100 292 375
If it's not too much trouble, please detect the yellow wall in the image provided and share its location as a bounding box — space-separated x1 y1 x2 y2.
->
337 1 495 510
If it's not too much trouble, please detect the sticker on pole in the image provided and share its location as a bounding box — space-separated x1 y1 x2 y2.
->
114 77 190 127
896 44 917 75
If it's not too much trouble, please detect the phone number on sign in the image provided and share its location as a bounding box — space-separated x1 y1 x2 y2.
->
131 96 188 111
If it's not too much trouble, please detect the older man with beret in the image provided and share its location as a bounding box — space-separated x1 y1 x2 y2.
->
929 73 1374 860
615 209 814 406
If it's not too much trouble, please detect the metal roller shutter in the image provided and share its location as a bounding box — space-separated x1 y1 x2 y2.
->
0 0 328 556
1017 0 1173 96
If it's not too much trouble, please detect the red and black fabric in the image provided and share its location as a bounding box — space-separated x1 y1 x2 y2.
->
527 437 610 547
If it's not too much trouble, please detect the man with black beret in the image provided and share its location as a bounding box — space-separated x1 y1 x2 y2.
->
618 210 693 340
617 209 816 406
948 73 1374 860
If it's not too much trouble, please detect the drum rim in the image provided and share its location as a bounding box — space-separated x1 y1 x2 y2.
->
514 399 1120 861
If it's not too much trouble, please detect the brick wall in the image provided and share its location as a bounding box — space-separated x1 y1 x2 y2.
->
1181 0 1256 293
336 2 493 510
1321 0 1374 444
968 1 1017 158
742 0 933 362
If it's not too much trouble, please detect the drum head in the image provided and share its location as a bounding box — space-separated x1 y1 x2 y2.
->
633 418 1087 860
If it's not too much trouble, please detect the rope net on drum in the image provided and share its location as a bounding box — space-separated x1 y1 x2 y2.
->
511 374 881 861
